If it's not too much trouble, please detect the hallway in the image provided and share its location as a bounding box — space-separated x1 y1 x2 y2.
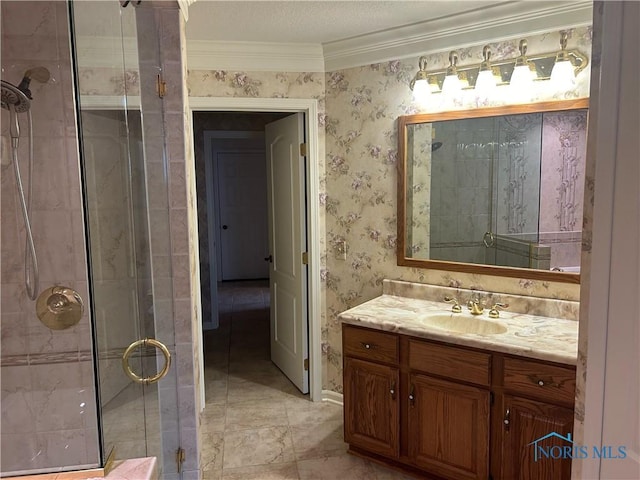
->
199 281 412 479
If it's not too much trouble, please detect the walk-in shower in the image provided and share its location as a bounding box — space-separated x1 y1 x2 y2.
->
1 67 50 300
1 0 187 477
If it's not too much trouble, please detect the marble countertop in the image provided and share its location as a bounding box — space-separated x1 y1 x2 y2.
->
339 294 579 366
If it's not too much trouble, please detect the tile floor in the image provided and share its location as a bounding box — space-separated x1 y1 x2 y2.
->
199 280 413 479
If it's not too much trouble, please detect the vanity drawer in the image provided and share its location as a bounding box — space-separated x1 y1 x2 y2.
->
343 325 399 365
503 357 576 405
408 339 491 386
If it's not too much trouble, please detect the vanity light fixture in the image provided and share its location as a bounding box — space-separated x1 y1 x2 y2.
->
441 51 462 96
550 31 577 93
475 46 498 97
408 31 588 101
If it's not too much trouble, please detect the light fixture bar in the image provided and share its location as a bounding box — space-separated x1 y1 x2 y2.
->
412 40 588 93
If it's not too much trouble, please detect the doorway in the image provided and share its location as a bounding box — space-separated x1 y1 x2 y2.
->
190 97 322 403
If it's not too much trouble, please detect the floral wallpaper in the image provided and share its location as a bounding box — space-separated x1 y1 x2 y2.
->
322 26 592 392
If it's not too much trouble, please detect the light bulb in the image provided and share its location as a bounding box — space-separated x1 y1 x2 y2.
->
412 78 431 101
550 60 576 94
441 74 461 96
475 69 497 98
509 64 534 102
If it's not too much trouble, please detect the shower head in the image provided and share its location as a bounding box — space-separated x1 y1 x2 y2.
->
1 80 31 113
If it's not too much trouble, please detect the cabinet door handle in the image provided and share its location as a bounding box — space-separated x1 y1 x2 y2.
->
503 408 511 431
528 375 560 388
409 385 415 406
390 381 396 400
360 342 376 350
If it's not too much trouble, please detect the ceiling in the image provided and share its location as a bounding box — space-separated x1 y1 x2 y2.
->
185 1 503 44
71 1 592 71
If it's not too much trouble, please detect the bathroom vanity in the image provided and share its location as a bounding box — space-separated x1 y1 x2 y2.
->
339 280 578 480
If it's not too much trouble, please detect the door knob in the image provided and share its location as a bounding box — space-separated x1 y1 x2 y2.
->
222 225 228 230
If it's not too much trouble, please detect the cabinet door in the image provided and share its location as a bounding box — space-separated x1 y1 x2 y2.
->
408 374 490 480
343 357 399 458
501 395 574 480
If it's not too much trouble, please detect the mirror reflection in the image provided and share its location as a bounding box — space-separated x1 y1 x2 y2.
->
399 101 588 281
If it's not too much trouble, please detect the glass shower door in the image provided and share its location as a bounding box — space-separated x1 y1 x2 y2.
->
70 1 180 476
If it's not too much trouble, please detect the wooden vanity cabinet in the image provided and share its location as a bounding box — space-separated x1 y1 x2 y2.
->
495 356 576 480
342 324 577 480
342 325 400 458
407 339 491 480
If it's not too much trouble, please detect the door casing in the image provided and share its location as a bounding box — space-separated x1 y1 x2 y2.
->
189 96 322 403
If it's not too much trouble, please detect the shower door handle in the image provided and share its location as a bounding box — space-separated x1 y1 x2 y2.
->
122 338 172 385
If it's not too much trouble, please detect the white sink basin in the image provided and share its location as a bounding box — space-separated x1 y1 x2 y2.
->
419 313 507 335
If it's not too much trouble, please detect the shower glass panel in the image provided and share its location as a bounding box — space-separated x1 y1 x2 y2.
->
1 1 100 474
70 1 180 476
428 115 545 269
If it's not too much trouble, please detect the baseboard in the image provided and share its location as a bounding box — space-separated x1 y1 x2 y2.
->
321 390 343 406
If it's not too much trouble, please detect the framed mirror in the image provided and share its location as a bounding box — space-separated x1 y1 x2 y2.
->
397 99 589 284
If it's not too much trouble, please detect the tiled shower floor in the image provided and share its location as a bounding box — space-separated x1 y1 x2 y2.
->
199 280 412 479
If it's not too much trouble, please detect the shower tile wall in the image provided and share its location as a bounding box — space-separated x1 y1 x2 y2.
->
429 118 493 264
0 0 99 475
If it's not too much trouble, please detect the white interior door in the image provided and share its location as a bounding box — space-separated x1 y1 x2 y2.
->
265 113 309 394
216 152 269 280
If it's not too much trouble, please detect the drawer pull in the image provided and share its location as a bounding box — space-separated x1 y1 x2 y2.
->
530 376 560 388
361 342 376 350
504 408 511 431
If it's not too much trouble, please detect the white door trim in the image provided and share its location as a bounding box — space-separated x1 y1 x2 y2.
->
190 97 322 402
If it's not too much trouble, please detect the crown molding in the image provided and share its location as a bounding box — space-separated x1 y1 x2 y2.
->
323 1 593 71
186 40 325 72
75 2 592 74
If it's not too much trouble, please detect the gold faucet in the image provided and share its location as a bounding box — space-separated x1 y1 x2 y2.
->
467 296 484 315
488 303 509 318
444 295 462 313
